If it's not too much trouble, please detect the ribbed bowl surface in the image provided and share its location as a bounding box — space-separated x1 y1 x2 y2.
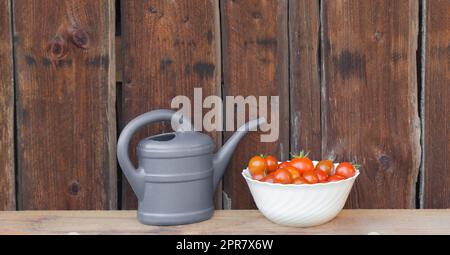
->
242 162 359 227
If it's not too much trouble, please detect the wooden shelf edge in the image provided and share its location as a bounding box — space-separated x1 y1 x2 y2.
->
1 209 450 235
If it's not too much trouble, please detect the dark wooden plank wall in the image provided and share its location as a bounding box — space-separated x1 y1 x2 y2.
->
13 0 116 209
423 0 450 208
221 0 290 209
0 0 15 210
0 0 448 210
120 0 221 209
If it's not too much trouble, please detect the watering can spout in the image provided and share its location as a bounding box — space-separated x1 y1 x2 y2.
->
212 118 266 190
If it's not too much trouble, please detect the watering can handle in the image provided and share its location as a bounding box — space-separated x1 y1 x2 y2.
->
117 109 187 201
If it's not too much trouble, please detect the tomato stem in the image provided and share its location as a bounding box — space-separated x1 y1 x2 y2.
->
290 150 310 159
351 161 361 170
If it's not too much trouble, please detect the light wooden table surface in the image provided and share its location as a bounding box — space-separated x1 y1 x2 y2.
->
0 210 449 235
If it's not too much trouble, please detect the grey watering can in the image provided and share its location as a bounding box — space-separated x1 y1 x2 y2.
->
117 109 265 225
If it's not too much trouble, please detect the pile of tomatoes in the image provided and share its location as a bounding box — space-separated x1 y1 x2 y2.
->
247 152 358 184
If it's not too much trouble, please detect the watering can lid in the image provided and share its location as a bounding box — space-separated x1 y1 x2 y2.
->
137 131 215 158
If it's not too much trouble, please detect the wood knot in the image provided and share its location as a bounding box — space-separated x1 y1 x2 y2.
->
47 35 67 60
193 62 215 79
332 50 366 80
160 57 173 71
148 6 157 13
71 28 90 49
373 31 383 42
251 11 262 20
378 154 392 170
68 181 80 196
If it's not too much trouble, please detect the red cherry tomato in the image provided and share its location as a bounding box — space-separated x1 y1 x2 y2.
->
315 169 328 183
278 161 291 169
252 171 265 181
260 174 276 183
284 166 301 180
248 155 267 176
335 162 356 178
273 169 293 184
302 170 319 184
328 174 345 182
290 152 314 174
315 160 335 175
265 155 279 173
293 176 309 185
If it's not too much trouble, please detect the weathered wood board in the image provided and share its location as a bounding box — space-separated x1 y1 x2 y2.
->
221 0 289 209
321 0 421 208
120 0 221 209
289 0 322 160
0 0 15 210
13 0 117 209
423 0 450 208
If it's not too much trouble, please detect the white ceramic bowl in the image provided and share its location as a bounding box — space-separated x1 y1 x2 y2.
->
242 161 359 227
